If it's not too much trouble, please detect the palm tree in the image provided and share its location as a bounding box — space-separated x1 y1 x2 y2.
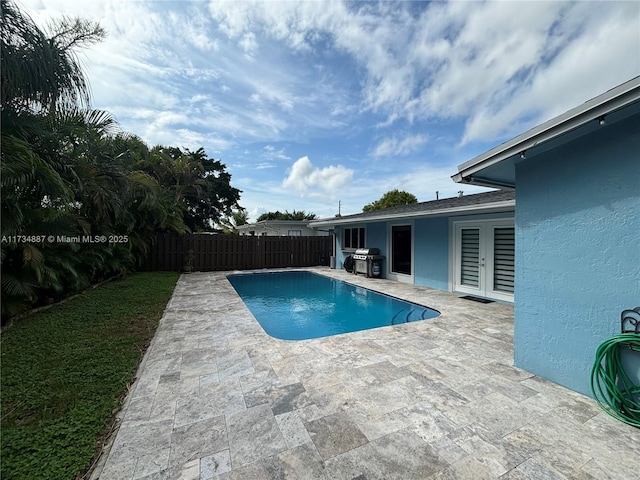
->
1 1 109 318
1 0 105 114
219 209 249 234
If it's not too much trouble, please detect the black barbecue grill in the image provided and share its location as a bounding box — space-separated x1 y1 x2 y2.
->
352 248 385 278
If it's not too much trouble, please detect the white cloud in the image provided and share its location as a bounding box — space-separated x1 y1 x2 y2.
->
372 134 428 157
239 32 258 54
22 0 640 151
16 0 640 220
282 156 354 197
263 145 290 161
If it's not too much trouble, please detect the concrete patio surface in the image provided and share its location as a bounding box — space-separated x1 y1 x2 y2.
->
92 268 639 479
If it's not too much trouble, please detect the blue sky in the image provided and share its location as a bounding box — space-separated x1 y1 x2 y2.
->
22 0 640 220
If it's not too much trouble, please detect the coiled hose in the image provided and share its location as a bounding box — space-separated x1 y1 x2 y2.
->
590 333 640 428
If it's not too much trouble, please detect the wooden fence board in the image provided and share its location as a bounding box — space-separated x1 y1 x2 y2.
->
142 233 332 272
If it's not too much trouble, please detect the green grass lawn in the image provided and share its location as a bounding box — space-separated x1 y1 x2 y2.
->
1 272 179 479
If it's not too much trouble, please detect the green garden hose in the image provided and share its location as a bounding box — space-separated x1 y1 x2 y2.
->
590 333 640 428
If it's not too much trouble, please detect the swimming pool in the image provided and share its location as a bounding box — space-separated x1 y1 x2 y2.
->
227 271 440 340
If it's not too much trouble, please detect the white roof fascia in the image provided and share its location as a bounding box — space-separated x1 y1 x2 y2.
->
453 77 640 183
237 220 310 228
308 199 515 228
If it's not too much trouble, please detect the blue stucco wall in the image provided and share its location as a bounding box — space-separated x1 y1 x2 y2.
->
366 222 388 258
514 114 640 396
334 222 387 271
414 217 450 290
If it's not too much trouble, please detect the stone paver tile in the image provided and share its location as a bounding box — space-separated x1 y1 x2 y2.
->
499 468 535 480
108 419 173 461
306 382 363 417
200 449 232 479
404 361 446 382
270 382 315 415
402 405 460 444
354 409 411 441
149 397 178 424
137 458 202 480
326 428 449 480
132 375 160 399
226 403 288 467
410 380 470 412
98 453 137 480
199 372 220 388
169 416 227 467
217 351 254 380
455 432 527 477
431 435 468 466
276 410 312 449
123 395 155 422
432 455 501 480
305 411 368 460
216 461 270 480
133 447 171 478
515 458 568 480
174 379 246 428
581 412 639 453
263 442 328 480
181 349 218 378
240 370 281 408
479 362 535 381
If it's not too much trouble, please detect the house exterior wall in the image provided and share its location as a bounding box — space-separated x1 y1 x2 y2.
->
414 217 449 290
334 222 386 270
514 114 640 396
239 223 327 236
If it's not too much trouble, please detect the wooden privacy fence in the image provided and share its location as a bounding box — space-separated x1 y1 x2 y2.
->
142 232 333 272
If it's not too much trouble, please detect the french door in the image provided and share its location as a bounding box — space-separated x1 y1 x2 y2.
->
454 219 514 302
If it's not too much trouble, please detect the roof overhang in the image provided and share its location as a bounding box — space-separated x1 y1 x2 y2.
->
453 77 640 188
309 199 514 228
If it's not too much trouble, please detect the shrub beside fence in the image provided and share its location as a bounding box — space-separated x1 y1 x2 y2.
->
142 232 332 272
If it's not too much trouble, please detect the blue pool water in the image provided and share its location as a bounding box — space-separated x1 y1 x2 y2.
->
227 271 440 340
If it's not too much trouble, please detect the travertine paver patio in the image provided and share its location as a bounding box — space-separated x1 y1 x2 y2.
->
92 268 639 479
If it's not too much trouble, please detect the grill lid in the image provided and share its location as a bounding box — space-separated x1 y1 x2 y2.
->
354 247 380 256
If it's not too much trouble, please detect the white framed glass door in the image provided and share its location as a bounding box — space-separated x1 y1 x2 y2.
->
454 219 514 302
387 223 414 283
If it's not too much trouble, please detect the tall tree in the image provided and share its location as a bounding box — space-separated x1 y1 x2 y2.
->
139 146 242 231
362 189 418 212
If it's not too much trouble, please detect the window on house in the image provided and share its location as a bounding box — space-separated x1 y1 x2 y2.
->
288 230 302 236
343 227 365 249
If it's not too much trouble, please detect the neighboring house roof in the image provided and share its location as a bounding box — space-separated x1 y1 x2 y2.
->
453 76 640 189
237 220 314 231
309 190 514 227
